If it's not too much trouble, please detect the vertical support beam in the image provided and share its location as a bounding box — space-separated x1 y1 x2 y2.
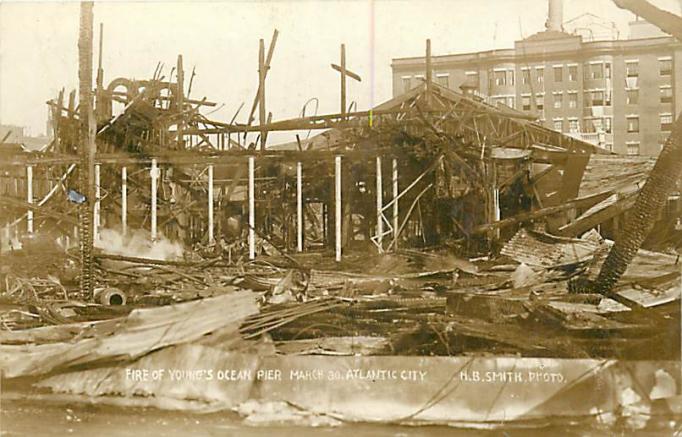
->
258 39 267 151
78 1 96 296
207 164 214 244
392 158 399 250
296 161 303 252
94 163 100 241
176 54 184 149
121 166 127 235
493 187 500 239
151 158 158 242
425 39 432 105
335 155 342 262
248 156 256 259
376 156 383 251
26 165 33 234
340 44 346 117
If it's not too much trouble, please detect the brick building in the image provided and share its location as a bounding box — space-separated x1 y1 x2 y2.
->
391 4 682 156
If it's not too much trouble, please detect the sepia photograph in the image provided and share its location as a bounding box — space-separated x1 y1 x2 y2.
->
0 0 681 435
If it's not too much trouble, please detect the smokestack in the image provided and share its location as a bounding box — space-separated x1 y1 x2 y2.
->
546 0 563 32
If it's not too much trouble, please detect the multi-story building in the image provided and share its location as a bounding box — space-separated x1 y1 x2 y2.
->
391 1 682 156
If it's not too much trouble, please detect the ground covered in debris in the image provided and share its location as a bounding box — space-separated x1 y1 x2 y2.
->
1 226 678 365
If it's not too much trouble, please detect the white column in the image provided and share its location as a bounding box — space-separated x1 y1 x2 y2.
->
248 156 256 260
121 166 127 235
207 164 214 244
26 165 33 234
376 156 383 250
335 156 342 262
94 163 100 241
493 187 500 239
296 161 303 252
392 158 399 250
151 158 158 241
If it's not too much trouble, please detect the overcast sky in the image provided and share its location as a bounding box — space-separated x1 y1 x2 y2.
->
1 0 680 143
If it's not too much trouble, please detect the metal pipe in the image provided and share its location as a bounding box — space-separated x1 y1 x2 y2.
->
296 161 303 252
94 163 100 240
208 164 214 244
392 158 399 250
151 158 158 241
26 165 33 234
121 166 127 235
376 156 383 251
248 156 255 259
335 156 342 262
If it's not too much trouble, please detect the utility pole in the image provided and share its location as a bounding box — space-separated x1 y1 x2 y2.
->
78 1 96 296
425 39 432 106
331 44 361 118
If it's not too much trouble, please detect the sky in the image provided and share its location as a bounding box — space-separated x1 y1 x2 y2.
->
1 0 680 143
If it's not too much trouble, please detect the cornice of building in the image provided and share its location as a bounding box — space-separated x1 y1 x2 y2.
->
391 35 680 71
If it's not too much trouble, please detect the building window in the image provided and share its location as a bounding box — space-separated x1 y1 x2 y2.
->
627 89 639 105
506 96 515 108
522 95 531 111
494 70 506 86
553 92 563 109
625 61 639 78
660 86 673 104
627 142 640 156
554 66 563 82
605 62 611 79
536 94 544 111
661 113 673 131
605 117 612 134
568 118 579 132
402 77 411 93
522 68 530 85
592 91 604 106
627 116 639 133
660 58 672 76
507 70 515 86
436 74 449 88
568 92 578 108
553 119 563 132
568 65 578 81
536 67 544 83
585 62 604 80
584 118 599 133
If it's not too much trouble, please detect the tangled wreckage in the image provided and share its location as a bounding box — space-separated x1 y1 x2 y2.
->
2 2 682 430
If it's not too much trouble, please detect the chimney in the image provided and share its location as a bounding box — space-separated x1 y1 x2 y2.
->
546 0 563 32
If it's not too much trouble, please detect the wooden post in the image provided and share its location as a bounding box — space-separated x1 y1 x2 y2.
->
208 164 214 244
335 156 342 262
121 166 127 235
78 1 96 296
151 158 158 241
258 39 266 151
95 22 105 122
94 163 100 240
340 44 346 116
296 161 303 252
248 156 256 259
176 54 184 149
426 39 432 105
331 43 361 119
26 165 33 234
376 156 383 250
392 158 399 249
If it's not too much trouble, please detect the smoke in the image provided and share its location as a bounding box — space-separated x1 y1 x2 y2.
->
95 229 183 260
